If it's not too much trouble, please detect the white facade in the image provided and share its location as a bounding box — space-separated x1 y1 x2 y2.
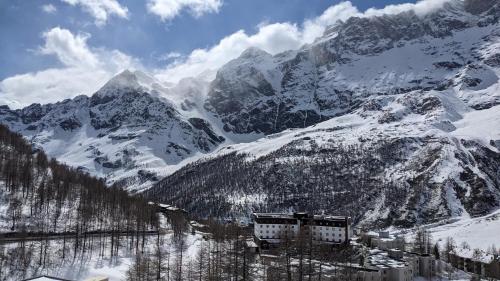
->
252 212 352 245
254 221 299 242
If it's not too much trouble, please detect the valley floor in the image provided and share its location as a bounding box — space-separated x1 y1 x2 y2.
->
399 209 500 251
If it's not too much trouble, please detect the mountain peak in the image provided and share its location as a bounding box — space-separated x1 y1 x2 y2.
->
239 47 270 59
97 69 141 94
94 69 165 99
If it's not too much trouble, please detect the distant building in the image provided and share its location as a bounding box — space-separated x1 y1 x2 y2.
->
252 212 352 246
350 247 438 281
244 240 259 253
23 276 73 281
366 231 405 251
450 248 500 279
364 249 414 281
404 252 436 278
353 268 383 281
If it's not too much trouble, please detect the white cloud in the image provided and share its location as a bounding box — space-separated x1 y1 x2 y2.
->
153 2 360 83
158 51 183 62
42 4 57 14
364 0 451 17
302 1 361 43
147 0 222 21
39 27 98 68
155 0 452 83
60 0 129 26
154 22 305 82
1 0 454 108
0 27 139 108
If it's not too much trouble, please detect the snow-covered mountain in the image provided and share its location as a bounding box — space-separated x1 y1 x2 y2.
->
205 0 499 135
146 0 500 227
0 70 224 191
0 0 499 226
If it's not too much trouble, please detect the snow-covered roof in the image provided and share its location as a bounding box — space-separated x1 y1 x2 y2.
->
245 240 258 248
367 249 408 269
23 276 72 281
453 248 496 264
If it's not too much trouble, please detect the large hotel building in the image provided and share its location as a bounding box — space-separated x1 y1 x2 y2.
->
252 212 352 246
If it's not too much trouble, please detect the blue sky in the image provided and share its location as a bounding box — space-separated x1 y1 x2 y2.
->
0 0 440 108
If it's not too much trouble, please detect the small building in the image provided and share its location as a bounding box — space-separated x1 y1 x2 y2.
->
404 252 436 278
23 276 72 281
364 249 414 281
368 231 405 251
449 248 500 279
252 212 352 247
353 268 382 281
245 240 259 253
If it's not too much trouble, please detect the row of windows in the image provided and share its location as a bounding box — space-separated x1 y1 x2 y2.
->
312 226 343 230
257 224 346 231
258 224 295 229
259 235 343 242
259 230 343 238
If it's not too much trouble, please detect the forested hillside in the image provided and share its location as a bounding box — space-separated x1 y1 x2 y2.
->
0 124 158 234
147 126 500 228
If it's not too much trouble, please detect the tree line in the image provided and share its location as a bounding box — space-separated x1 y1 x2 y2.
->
146 136 434 228
0 124 159 278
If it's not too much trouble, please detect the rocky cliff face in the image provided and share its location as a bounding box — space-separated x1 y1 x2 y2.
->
1 0 499 226
147 0 500 226
0 70 223 191
205 0 499 135
149 90 500 227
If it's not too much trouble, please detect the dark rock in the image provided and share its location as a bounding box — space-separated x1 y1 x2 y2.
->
464 0 497 14
59 118 82 131
433 61 463 69
188 117 224 144
484 53 500 67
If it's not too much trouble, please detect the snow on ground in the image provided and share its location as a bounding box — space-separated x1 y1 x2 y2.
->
79 257 132 281
0 231 205 281
451 104 500 143
400 209 500 251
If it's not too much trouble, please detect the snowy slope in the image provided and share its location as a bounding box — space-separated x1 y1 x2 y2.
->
0 70 224 191
144 0 500 227
399 209 500 252
206 0 499 135
149 87 500 226
0 0 499 228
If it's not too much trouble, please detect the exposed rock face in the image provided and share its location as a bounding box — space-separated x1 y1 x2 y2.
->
205 0 500 135
149 83 500 227
2 0 500 228
464 0 497 14
0 71 224 191
146 0 500 227
147 134 500 228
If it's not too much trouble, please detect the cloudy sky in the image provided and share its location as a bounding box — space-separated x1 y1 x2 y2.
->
0 0 451 108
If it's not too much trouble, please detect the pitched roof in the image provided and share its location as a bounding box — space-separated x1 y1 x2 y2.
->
22 276 73 281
